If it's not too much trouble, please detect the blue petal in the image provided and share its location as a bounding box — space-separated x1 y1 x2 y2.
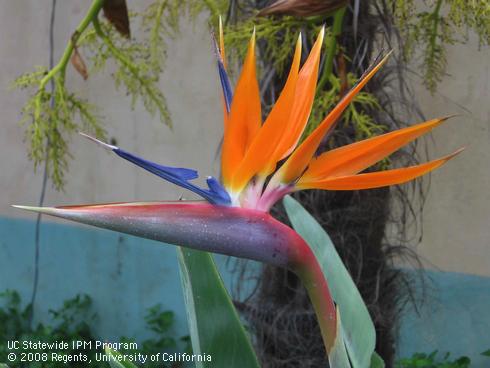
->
206 176 231 204
114 149 198 181
213 37 233 113
217 58 233 113
114 148 230 205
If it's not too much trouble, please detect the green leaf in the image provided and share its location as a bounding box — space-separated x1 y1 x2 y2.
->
283 195 378 368
177 248 261 368
370 352 385 368
482 349 490 357
105 348 139 368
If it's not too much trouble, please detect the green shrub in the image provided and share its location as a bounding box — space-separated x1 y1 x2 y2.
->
397 350 490 368
0 290 188 367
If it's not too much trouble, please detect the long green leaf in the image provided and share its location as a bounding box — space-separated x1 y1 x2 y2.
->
283 195 378 368
177 248 261 368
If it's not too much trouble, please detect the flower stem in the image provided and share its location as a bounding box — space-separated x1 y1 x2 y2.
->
35 0 106 120
40 0 105 88
288 239 338 354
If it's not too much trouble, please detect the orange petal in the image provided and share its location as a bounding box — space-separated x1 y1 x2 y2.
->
297 148 463 191
275 52 391 185
274 27 325 160
221 31 262 189
301 116 450 182
230 35 302 191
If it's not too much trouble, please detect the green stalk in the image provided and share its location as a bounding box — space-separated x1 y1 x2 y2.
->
92 17 135 70
35 0 106 120
150 0 167 69
317 7 346 92
424 0 443 92
39 0 105 88
429 0 444 51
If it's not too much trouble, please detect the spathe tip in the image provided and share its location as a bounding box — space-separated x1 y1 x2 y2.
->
12 204 40 211
11 205 58 215
79 132 117 151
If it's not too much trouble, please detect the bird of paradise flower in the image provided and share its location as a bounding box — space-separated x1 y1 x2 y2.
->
15 25 462 367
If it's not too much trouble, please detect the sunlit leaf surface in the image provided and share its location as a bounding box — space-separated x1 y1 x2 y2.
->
177 248 260 368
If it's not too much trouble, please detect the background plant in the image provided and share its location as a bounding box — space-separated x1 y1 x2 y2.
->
393 0 490 93
396 350 490 368
0 290 188 368
13 0 171 190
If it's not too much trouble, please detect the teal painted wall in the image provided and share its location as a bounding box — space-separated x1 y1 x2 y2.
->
0 216 232 342
397 270 490 366
1 217 489 365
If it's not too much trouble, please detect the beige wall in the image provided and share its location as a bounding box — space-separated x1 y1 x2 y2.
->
1 0 223 214
411 35 490 276
1 2 489 276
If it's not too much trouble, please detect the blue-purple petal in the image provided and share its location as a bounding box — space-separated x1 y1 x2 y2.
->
213 36 233 113
114 149 198 181
217 57 233 113
206 176 231 203
114 148 230 205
